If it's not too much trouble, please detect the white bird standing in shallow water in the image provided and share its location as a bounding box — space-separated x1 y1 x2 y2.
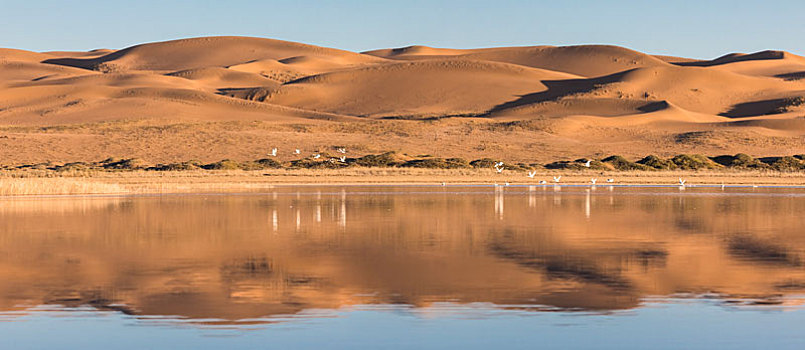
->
527 170 537 178
269 148 277 157
553 176 562 183
584 160 592 168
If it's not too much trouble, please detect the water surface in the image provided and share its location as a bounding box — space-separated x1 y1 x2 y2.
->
1 186 804 349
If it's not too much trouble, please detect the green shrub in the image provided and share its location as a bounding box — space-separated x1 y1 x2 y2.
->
100 158 146 170
670 154 721 170
402 157 470 169
710 154 768 169
601 155 651 171
149 161 203 171
762 156 804 171
353 152 406 167
245 158 283 170
636 155 677 170
54 162 95 172
470 158 500 168
202 159 243 170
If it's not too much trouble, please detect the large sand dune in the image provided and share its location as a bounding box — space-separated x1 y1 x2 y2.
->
1 36 804 163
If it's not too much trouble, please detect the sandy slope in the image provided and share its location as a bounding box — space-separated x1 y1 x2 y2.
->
1 36 804 164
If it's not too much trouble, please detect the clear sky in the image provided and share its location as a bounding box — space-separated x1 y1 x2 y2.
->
1 0 802 59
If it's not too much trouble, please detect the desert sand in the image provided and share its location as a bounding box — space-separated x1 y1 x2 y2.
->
1 36 804 166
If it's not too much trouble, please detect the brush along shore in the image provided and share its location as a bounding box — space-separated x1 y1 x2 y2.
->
3 152 805 174
1 167 804 196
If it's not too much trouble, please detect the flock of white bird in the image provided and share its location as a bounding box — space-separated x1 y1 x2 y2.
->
269 147 348 163
268 150 694 187
492 161 692 188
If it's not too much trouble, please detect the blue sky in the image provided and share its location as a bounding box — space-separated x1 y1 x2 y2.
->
1 0 802 59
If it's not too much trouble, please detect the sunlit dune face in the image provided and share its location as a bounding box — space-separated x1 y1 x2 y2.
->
0 187 803 323
1 37 805 164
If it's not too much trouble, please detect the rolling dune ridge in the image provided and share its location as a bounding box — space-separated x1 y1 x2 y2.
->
1 36 804 164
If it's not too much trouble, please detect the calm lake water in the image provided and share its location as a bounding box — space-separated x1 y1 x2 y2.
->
1 185 804 349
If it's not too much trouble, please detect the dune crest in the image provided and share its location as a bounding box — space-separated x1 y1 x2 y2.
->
1 36 804 163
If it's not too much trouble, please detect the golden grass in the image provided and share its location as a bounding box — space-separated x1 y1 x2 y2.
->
0 178 129 196
0 167 803 196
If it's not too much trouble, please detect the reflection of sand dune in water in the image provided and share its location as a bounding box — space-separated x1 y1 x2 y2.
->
1 189 805 323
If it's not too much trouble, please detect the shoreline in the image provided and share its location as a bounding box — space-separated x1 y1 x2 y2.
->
2 168 805 196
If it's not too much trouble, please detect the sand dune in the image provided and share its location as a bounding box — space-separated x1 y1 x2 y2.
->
262 59 579 117
674 50 805 79
365 44 671 77
1 36 804 163
42 36 385 72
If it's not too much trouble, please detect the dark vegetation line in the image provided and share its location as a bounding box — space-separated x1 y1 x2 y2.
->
3 152 805 172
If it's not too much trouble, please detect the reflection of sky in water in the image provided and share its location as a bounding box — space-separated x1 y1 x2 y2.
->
2 300 805 349
1 186 804 348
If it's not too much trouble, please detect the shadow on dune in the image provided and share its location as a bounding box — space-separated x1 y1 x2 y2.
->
41 50 128 72
637 100 670 113
776 71 805 81
673 50 787 67
485 70 630 115
720 97 804 118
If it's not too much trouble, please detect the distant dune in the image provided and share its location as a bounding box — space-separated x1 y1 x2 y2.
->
1 36 804 164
